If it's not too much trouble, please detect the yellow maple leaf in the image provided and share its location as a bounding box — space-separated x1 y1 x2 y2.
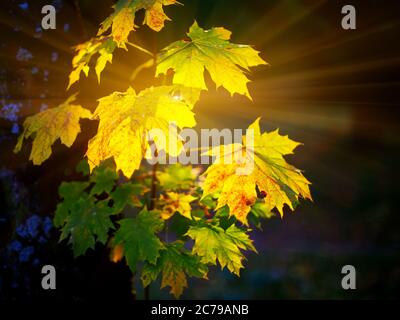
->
67 37 116 89
14 94 92 165
160 191 197 220
98 0 178 39
202 118 312 224
157 21 267 100
111 7 135 47
86 85 198 178
144 0 179 31
68 1 180 88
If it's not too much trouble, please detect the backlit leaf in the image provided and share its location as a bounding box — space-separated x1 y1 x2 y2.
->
157 163 196 190
160 191 197 220
86 85 198 178
157 22 267 99
14 94 92 165
98 0 179 36
186 224 256 276
67 37 116 89
202 118 312 224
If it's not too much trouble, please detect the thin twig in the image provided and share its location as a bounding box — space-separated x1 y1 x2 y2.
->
126 42 154 57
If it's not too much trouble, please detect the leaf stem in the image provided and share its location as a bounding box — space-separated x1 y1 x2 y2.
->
126 42 154 58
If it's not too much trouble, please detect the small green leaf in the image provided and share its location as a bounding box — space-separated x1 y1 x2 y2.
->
76 159 90 176
90 165 119 195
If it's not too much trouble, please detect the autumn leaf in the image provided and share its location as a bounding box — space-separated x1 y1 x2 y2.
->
111 243 124 263
186 224 256 276
141 241 208 298
111 7 135 46
14 94 92 165
98 0 178 40
68 0 182 88
160 191 197 220
143 0 180 32
202 118 312 224
114 209 164 272
67 37 116 89
157 21 267 100
86 85 198 178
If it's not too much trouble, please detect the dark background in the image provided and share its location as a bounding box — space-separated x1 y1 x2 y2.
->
0 0 399 300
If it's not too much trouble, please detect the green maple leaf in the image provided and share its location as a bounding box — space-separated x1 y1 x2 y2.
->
186 224 257 276
110 183 144 211
157 164 196 190
249 202 276 229
157 21 267 100
55 182 115 257
141 241 208 298
114 209 164 272
76 159 91 176
53 182 90 227
89 165 119 195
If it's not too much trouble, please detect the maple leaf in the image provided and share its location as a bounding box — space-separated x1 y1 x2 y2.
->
157 21 267 100
202 118 312 224
114 208 164 271
186 224 256 276
14 94 92 165
160 191 197 220
67 37 116 89
98 0 178 40
86 85 197 178
110 6 135 46
67 0 182 89
53 182 90 228
54 182 115 257
141 241 208 298
143 0 180 32
110 183 144 212
157 163 197 190
89 165 119 195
